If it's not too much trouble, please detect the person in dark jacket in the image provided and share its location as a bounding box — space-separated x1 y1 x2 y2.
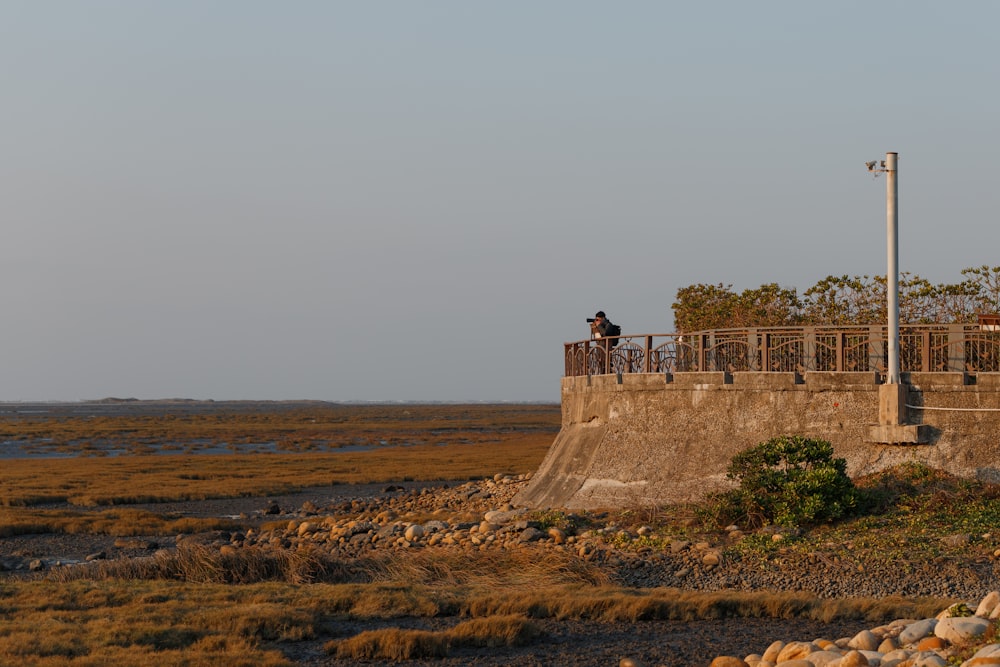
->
590 310 620 347
589 311 619 373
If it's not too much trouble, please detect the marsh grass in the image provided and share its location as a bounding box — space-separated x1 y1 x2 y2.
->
47 544 354 585
0 508 240 538
327 614 541 660
8 551 949 666
0 579 297 666
0 436 552 507
0 404 560 454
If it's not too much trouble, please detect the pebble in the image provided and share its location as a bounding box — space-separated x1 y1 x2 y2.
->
709 592 1000 667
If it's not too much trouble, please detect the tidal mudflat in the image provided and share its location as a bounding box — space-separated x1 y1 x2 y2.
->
2 401 997 666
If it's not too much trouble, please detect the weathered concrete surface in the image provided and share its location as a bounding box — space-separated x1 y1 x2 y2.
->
514 371 1000 510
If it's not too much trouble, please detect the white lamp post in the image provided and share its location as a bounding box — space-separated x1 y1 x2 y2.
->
866 152 899 384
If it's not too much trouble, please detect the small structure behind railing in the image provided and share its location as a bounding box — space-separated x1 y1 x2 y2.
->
565 324 1000 378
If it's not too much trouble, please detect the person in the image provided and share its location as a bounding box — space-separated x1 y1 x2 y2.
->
589 311 615 342
589 311 619 373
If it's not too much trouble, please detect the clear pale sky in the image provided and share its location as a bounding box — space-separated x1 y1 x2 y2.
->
2 2 998 403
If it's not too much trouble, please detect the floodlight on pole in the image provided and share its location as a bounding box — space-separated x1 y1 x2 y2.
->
865 152 900 385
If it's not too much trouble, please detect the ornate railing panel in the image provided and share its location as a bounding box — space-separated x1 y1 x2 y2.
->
564 325 1000 377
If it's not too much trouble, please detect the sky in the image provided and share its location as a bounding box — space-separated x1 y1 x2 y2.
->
2 2 999 403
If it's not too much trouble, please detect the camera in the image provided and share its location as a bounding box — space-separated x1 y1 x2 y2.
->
586 318 596 323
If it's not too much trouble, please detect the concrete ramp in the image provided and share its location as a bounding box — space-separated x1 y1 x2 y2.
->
512 421 607 509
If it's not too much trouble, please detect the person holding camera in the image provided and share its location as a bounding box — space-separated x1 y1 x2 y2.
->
588 311 615 342
588 311 620 374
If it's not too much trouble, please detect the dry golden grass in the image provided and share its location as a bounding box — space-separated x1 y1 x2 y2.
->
0 579 298 667
327 614 541 660
0 435 553 507
7 573 939 667
48 544 353 586
0 403 558 507
0 403 559 452
0 508 240 538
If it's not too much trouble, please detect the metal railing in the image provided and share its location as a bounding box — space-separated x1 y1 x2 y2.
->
565 324 1000 377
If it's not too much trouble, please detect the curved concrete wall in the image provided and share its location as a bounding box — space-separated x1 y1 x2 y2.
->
514 371 1000 510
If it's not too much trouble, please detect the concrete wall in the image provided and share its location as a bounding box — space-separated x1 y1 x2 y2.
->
514 371 1000 510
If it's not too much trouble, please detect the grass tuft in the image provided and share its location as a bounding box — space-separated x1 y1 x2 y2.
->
326 614 540 660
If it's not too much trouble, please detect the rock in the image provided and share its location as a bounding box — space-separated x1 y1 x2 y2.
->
907 654 947 666
760 640 785 663
300 500 318 513
934 615 990 644
403 524 424 542
264 502 281 515
834 651 870 666
804 651 844 667
976 591 1000 617
878 637 900 652
776 642 816 662
619 658 644 667
847 629 880 651
899 619 937 645
518 527 545 543
916 636 947 650
708 658 748 667
970 644 1000 658
483 508 527 525
882 649 911 662
85 551 106 561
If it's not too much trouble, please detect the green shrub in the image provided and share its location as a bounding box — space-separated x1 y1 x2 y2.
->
711 435 858 529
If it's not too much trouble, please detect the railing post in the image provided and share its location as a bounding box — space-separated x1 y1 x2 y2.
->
836 331 844 372
869 325 883 374
747 330 759 371
644 336 653 373
922 330 931 372
803 327 817 372
760 332 770 372
948 323 965 372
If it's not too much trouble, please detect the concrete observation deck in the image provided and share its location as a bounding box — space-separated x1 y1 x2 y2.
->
515 325 1000 510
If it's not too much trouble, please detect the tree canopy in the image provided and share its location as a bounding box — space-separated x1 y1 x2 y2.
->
672 266 1000 333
